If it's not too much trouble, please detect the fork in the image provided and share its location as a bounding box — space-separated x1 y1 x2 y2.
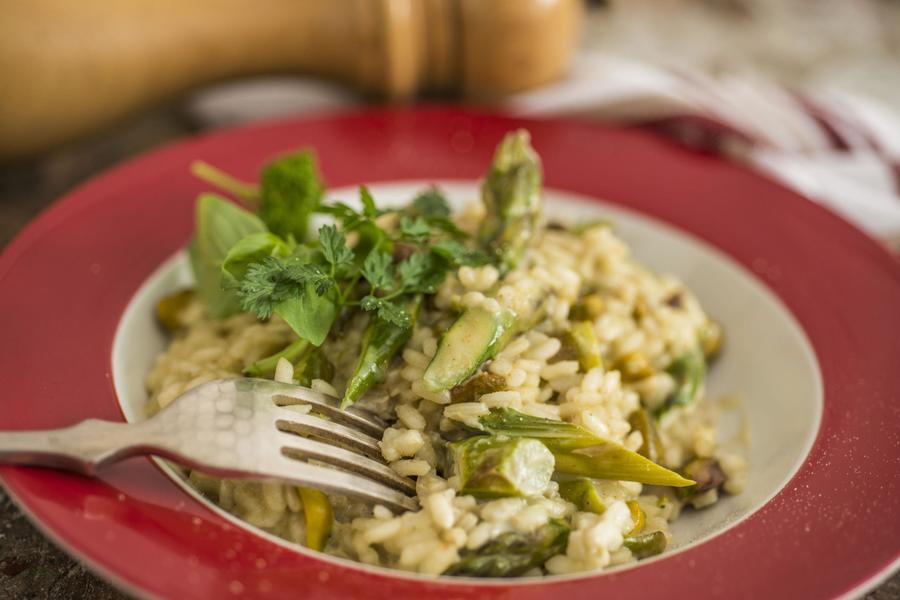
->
0 378 418 512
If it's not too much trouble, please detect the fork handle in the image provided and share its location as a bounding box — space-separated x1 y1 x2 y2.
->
0 419 150 475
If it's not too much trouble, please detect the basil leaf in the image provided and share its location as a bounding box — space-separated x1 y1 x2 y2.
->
190 193 266 318
274 285 340 347
221 232 291 289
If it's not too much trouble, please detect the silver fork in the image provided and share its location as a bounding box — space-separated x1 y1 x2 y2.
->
0 378 418 512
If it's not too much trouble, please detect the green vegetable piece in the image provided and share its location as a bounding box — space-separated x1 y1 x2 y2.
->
628 409 665 463
557 478 605 514
244 338 310 377
553 449 693 488
295 348 335 387
446 519 569 577
221 232 291 288
626 500 645 535
473 408 694 487
478 129 543 273
699 319 724 362
298 487 333 551
565 321 603 371
189 193 267 318
422 305 515 393
451 436 555 498
450 372 507 404
623 531 667 559
655 350 706 419
259 151 324 241
342 296 421 408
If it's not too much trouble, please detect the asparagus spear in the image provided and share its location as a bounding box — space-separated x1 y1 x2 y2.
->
342 296 421 407
450 435 555 498
446 518 569 577
655 349 706 419
294 347 335 386
623 530 667 559
478 129 543 274
564 321 603 371
420 131 544 393
459 408 694 487
557 478 606 514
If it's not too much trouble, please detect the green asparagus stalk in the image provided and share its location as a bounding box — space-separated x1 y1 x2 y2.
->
294 348 335 386
450 435 555 498
458 408 694 487
655 349 706 419
244 338 310 377
564 321 603 372
557 478 606 514
342 296 421 407
478 129 543 274
623 531 667 559
446 519 569 577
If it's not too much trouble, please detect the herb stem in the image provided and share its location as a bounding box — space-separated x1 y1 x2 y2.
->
191 161 260 208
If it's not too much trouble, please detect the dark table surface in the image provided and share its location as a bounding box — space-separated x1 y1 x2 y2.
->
0 108 897 600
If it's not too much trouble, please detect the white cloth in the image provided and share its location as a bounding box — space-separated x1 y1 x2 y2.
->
510 54 900 246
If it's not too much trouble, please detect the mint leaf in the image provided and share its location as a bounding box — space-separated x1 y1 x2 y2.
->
259 151 324 241
362 249 394 291
221 232 291 290
190 194 267 318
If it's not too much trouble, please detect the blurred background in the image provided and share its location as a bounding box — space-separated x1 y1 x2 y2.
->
0 0 898 597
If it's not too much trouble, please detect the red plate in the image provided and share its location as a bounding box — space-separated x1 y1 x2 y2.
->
1 108 898 599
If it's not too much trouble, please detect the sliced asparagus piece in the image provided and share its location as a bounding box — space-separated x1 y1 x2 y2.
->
557 478 606 514
422 305 515 393
655 350 706 419
623 530 667 559
565 321 603 372
446 519 569 577
450 435 555 498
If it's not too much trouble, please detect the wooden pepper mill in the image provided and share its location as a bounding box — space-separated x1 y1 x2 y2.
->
0 0 583 160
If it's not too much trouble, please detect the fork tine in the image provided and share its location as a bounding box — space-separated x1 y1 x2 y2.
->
276 432 416 495
255 381 386 438
272 408 383 459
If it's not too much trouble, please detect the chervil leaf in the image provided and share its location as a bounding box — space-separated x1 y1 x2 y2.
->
426 216 469 239
318 224 355 277
400 215 431 243
398 252 430 290
362 249 394 291
360 186 378 218
360 295 411 329
432 239 490 267
412 187 451 219
259 151 324 241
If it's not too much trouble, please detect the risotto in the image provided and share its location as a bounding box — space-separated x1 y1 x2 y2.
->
145 130 747 577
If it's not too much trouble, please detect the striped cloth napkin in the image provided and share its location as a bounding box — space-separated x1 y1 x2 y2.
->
508 53 900 249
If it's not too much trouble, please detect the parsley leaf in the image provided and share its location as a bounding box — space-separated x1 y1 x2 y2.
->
412 187 451 218
360 295 411 328
259 151 324 241
359 186 379 218
398 253 430 290
318 224 355 277
400 215 431 243
362 249 394 291
432 239 490 267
